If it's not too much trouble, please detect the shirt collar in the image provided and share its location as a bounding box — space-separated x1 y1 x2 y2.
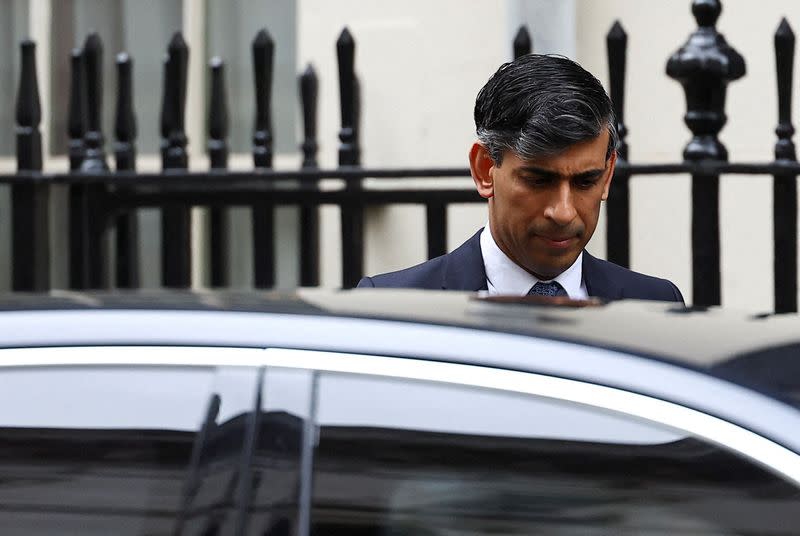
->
480 223 585 298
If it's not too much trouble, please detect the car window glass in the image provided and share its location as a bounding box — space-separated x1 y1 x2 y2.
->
310 372 800 536
247 367 314 536
180 366 260 535
316 372 684 444
0 358 260 535
0 366 214 430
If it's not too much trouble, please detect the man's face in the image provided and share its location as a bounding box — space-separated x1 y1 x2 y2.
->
470 131 616 280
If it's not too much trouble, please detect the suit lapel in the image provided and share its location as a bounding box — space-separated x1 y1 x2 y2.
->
440 234 620 296
582 251 623 300
442 229 488 291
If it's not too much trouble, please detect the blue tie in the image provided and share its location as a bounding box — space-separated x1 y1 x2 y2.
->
528 281 568 297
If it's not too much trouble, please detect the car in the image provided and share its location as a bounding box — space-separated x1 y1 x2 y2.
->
1 289 800 535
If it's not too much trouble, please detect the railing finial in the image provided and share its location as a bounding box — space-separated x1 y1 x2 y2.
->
160 31 189 169
16 39 42 171
67 48 85 171
81 32 109 172
299 63 319 168
666 0 745 161
607 20 628 161
513 25 532 59
693 0 721 28
208 57 229 169
114 52 137 171
775 17 796 161
337 26 360 166
252 28 274 169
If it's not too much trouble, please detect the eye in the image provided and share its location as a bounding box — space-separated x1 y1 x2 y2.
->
575 177 600 189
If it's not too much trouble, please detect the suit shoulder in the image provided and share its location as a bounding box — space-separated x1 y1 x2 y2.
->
593 257 683 302
358 255 448 289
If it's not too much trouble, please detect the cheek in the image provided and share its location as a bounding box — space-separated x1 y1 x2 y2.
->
504 184 542 213
577 197 603 224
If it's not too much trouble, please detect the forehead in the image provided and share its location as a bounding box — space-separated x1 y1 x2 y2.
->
506 131 610 172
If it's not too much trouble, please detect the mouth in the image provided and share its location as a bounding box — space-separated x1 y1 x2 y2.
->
537 235 577 249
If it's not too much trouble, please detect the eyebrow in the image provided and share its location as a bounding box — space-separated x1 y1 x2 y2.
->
516 166 607 181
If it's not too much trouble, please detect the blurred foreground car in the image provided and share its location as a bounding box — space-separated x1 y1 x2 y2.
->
1 289 800 535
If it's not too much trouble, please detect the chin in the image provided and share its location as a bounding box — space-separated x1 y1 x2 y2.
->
531 255 577 278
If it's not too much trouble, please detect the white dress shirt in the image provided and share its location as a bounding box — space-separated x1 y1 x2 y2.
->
480 224 589 298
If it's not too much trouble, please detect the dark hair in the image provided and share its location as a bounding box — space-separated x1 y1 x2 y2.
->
474 54 618 165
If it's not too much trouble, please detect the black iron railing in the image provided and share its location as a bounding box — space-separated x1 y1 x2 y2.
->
2 0 798 313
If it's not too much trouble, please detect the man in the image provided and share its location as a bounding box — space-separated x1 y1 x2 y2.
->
358 54 683 302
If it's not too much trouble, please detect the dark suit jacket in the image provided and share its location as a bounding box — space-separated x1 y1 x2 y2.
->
357 229 684 302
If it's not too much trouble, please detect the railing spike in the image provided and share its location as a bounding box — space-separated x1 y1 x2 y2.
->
161 31 189 169
208 57 229 169
337 26 359 166
774 17 796 161
114 52 137 171
605 19 631 268
16 41 41 133
208 57 230 288
606 20 628 160
513 25 532 59
252 28 274 169
299 63 318 168
67 48 86 171
81 32 108 171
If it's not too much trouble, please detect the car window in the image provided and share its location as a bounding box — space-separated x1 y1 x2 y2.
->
247 367 314 536
0 354 262 535
309 371 800 536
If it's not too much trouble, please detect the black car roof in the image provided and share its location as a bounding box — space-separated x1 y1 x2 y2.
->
0 288 798 369
1 289 800 410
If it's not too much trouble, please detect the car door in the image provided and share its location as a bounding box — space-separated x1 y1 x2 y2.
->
0 346 264 535
258 348 800 536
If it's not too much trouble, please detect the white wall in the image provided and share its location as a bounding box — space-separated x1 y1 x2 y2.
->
297 0 517 286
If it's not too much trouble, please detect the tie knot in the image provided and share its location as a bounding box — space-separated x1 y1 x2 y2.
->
528 281 568 297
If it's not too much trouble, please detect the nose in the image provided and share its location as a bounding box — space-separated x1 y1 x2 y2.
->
543 181 577 226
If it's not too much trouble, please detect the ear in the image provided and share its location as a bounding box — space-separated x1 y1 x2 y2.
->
469 142 496 199
600 149 617 201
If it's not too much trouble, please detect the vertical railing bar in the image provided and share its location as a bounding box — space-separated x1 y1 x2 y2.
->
68 48 86 172
337 27 364 288
12 39 49 292
114 51 139 289
160 32 192 288
81 32 111 289
773 17 798 313
666 0 745 306
606 20 630 268
208 56 230 288
299 63 320 286
425 202 447 260
67 47 88 289
252 29 275 289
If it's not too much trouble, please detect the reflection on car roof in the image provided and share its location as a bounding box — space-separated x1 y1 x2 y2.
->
1 288 799 397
